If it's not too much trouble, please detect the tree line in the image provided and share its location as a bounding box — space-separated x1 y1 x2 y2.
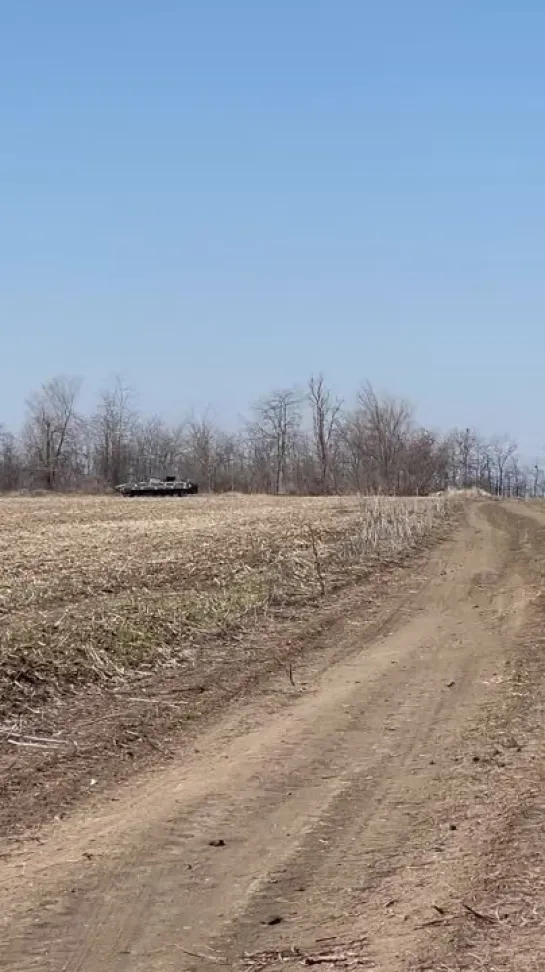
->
0 374 540 497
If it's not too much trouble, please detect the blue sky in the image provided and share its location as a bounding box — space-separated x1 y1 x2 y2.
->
1 1 545 455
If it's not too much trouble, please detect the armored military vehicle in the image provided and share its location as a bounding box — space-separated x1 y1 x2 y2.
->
115 476 199 497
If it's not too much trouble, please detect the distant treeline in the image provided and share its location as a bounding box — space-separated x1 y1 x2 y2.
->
0 374 538 497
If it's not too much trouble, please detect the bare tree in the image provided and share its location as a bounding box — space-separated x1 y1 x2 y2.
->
490 435 518 497
401 429 449 495
452 427 483 489
213 430 243 492
338 408 367 492
307 374 342 493
443 427 487 491
0 427 21 491
91 376 136 486
131 416 185 481
250 389 302 494
186 413 218 491
531 461 545 498
479 442 494 494
23 376 82 489
506 457 527 498
356 384 413 492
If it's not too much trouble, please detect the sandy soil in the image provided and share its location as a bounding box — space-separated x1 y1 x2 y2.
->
1 499 545 970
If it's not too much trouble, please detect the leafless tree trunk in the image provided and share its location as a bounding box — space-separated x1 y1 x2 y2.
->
186 414 217 491
356 384 413 493
458 428 475 488
23 376 82 489
490 436 518 497
401 430 448 495
250 389 302 494
532 462 543 498
307 374 342 493
130 417 185 481
92 376 136 487
0 428 21 491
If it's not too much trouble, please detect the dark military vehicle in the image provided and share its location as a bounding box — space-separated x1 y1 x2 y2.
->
115 476 199 497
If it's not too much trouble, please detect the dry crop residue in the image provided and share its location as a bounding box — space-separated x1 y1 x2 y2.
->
0 492 449 710
0 492 452 836
5 497 545 968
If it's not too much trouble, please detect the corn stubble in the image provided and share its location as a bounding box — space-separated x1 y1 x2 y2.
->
0 493 451 715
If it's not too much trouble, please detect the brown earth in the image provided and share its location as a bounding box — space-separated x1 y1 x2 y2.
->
1 499 545 970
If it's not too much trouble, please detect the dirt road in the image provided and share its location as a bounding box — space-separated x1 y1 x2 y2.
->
1 500 545 970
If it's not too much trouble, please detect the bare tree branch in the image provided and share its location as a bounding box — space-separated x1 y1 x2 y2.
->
23 376 82 489
308 374 343 494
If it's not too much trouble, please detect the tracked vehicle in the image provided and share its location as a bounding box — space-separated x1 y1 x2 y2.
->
115 476 199 497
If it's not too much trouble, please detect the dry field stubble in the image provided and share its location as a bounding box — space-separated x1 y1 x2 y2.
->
0 492 452 720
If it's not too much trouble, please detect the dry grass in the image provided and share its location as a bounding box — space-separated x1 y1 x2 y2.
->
0 493 452 716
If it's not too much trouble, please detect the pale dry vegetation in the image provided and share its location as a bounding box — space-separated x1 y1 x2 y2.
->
0 493 452 716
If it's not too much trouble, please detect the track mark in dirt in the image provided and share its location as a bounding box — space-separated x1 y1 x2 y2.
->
0 501 544 971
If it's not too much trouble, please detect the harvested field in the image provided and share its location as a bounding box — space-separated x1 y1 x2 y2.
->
2 498 545 972
0 492 450 717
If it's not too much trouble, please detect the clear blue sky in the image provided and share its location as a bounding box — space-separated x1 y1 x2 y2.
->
1 2 544 455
